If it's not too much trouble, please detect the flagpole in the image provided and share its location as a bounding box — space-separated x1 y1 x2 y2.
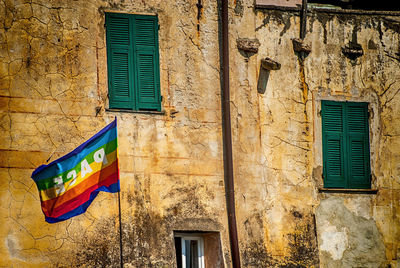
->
118 190 123 268
115 116 123 268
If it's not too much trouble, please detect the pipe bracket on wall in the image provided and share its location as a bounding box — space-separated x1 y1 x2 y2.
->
237 38 260 57
342 42 363 60
257 57 281 94
292 38 312 54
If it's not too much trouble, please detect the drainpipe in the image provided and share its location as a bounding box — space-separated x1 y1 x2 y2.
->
300 0 308 40
220 0 241 267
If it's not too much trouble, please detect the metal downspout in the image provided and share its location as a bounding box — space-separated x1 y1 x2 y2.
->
220 0 241 267
300 0 308 40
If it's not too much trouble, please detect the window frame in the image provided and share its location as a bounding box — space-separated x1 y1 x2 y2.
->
105 12 162 112
321 100 371 189
174 233 205 268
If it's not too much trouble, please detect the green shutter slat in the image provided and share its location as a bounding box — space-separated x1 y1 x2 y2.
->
138 52 156 98
112 52 130 97
323 103 343 132
323 134 346 188
135 18 156 46
347 103 370 189
108 50 134 109
327 139 342 176
350 139 365 176
134 16 161 111
322 101 346 188
108 17 130 46
106 13 134 109
348 105 366 133
348 136 370 188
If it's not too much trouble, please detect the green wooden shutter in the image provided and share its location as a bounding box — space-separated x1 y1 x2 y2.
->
133 15 161 111
322 101 371 189
322 101 346 188
346 103 371 189
106 13 135 109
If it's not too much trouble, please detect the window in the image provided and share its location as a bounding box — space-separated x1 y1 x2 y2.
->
105 12 161 111
321 101 371 189
174 234 205 268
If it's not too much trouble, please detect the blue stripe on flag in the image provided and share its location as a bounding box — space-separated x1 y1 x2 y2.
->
44 181 120 223
32 119 117 181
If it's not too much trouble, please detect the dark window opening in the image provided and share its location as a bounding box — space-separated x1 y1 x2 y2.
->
174 231 223 268
175 237 183 268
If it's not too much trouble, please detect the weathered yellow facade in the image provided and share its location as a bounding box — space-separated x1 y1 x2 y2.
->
1 0 399 267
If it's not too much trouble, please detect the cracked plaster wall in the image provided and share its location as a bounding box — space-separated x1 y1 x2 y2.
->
1 0 225 267
248 4 400 268
0 0 399 267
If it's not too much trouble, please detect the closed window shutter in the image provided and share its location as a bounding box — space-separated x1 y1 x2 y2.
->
133 16 161 111
346 103 371 188
322 101 346 188
322 101 371 189
106 13 135 109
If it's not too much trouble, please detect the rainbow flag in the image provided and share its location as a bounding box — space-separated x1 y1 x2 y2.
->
31 118 120 223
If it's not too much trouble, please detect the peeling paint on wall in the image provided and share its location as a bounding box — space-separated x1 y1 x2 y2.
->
319 223 348 260
316 197 386 267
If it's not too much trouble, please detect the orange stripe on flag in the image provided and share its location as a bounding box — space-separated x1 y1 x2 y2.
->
44 174 119 218
41 160 118 215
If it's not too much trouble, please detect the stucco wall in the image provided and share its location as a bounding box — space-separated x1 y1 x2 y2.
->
248 5 400 267
1 0 399 267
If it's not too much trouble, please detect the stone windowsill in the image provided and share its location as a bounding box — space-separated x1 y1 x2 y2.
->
106 108 166 115
318 188 378 194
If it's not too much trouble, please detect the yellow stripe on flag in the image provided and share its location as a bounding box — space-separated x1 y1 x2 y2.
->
40 151 117 201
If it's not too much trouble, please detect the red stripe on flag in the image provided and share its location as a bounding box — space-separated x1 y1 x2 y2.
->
43 173 119 218
41 161 119 217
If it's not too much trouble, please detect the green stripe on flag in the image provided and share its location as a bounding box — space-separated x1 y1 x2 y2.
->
36 139 118 191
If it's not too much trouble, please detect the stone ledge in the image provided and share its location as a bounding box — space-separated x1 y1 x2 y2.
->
237 38 260 53
255 5 400 16
106 108 166 115
318 188 378 194
261 57 281 70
